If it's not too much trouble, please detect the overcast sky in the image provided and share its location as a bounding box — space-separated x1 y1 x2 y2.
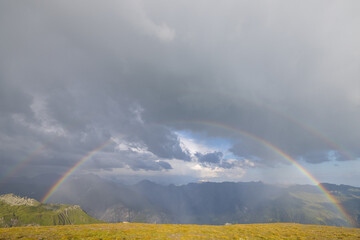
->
1 0 360 187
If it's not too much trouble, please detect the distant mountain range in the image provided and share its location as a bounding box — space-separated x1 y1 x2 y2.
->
45 175 360 227
1 174 360 227
0 194 102 227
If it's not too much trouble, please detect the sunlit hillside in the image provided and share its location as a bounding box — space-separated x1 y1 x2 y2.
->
0 194 102 227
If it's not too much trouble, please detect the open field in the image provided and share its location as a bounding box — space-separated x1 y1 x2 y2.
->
0 223 359 240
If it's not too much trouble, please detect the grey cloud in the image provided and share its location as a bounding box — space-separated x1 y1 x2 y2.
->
83 149 173 172
141 125 191 161
195 152 223 164
0 0 360 185
0 81 32 115
219 161 235 169
229 139 282 166
125 158 172 171
194 151 245 170
157 161 172 170
300 151 335 164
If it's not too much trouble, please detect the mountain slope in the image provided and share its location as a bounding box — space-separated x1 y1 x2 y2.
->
0 194 102 227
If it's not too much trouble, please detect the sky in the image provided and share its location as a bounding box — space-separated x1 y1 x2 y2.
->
0 0 360 187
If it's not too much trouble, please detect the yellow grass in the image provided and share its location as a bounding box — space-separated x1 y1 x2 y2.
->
0 222 359 239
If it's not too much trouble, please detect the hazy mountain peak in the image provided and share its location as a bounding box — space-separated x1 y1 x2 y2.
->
135 179 158 187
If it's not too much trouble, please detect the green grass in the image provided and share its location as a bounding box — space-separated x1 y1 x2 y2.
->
0 200 102 227
0 222 359 239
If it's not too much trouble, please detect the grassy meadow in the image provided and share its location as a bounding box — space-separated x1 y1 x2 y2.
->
0 222 359 239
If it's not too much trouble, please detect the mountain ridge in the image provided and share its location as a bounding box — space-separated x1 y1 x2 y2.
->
0 193 102 227
2 174 359 228
46 176 360 227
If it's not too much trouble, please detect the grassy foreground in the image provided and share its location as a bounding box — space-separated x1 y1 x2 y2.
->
0 223 360 240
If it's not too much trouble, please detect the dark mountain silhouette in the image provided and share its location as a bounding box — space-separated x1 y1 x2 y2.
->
46 175 360 227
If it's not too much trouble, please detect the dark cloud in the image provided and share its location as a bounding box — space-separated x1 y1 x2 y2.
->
194 151 245 170
125 158 172 171
300 152 332 164
0 0 360 185
0 81 31 115
229 140 290 166
196 152 223 164
140 125 191 161
157 161 173 170
219 160 235 169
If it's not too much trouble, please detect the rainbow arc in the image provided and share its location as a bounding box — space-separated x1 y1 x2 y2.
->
41 122 354 226
175 120 354 226
41 139 114 203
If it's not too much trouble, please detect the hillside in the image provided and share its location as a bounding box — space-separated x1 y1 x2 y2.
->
0 222 359 239
0 194 102 227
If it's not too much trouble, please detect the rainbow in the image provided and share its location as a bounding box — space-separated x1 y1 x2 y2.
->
262 105 354 161
213 94 355 161
0 134 61 188
40 121 354 226
41 138 114 203
177 120 354 226
0 144 47 188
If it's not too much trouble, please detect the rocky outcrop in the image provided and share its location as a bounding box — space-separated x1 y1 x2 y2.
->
0 193 39 206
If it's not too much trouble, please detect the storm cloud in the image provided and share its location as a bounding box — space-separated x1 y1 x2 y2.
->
196 152 222 164
0 0 360 185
